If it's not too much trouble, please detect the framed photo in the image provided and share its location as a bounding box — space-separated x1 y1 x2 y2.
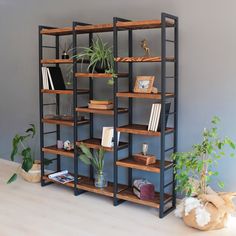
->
133 76 155 93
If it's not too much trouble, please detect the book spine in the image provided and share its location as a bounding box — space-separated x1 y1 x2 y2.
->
148 104 155 131
151 104 158 131
47 68 55 90
154 104 161 132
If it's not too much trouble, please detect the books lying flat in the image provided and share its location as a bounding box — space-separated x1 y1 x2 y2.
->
41 67 66 90
48 170 76 184
148 103 171 132
88 103 114 110
90 100 113 105
101 127 120 148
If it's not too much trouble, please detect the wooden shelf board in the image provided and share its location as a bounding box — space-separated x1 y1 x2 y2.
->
42 174 127 198
117 188 171 208
42 118 89 126
116 157 172 173
41 89 89 95
117 124 174 136
116 92 174 99
75 72 128 78
76 138 128 152
76 107 128 115
42 145 74 158
40 27 73 36
41 59 89 64
40 20 174 36
116 19 174 29
115 57 174 62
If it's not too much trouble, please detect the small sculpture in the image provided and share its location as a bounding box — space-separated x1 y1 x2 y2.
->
142 143 149 156
140 39 150 57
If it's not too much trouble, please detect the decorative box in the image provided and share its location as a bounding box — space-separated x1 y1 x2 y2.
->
133 179 155 200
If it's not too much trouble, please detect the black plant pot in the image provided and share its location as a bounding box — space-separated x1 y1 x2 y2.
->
94 61 108 73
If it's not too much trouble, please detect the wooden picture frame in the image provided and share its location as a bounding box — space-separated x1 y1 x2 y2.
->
133 76 155 93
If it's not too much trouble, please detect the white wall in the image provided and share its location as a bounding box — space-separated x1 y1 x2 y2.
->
1 0 236 191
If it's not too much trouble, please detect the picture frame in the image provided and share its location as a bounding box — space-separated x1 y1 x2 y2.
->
133 76 155 93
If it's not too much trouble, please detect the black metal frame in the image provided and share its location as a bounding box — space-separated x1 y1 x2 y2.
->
39 13 178 218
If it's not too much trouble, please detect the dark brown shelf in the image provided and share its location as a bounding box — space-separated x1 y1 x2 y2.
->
42 145 74 158
116 92 174 99
117 124 174 136
116 157 173 173
42 174 127 197
42 118 89 126
40 20 174 36
75 72 128 78
40 59 89 64
115 56 175 63
117 188 172 208
41 89 89 95
76 138 128 152
76 107 128 115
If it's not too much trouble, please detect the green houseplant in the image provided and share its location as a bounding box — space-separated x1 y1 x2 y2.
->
172 116 235 196
173 116 236 230
79 143 107 188
74 36 116 85
8 124 52 184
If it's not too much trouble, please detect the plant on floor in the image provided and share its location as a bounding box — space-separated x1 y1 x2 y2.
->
73 35 116 85
173 116 236 230
172 116 235 196
79 143 107 188
8 124 52 184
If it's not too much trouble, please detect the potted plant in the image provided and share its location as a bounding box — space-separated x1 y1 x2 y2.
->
74 36 116 85
8 124 52 184
79 143 107 188
173 116 236 230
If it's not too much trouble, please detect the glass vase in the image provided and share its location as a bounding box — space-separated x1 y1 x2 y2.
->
94 172 107 188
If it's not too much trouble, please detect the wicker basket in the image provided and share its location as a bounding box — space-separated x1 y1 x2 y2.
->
19 161 41 183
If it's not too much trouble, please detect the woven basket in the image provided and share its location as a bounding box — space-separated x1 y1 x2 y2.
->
19 161 41 183
183 193 236 231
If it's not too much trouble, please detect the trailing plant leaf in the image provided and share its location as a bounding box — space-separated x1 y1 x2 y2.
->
44 158 53 166
22 158 33 172
7 173 17 184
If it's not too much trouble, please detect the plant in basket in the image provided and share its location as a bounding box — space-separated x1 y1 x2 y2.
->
173 116 236 231
8 124 52 184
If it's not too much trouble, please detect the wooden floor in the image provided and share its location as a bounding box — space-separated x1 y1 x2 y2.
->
0 159 235 236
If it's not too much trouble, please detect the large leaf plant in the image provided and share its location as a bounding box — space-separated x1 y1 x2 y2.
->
79 143 105 174
8 124 52 184
172 116 235 196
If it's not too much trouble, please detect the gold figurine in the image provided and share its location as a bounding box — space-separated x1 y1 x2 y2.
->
140 39 150 57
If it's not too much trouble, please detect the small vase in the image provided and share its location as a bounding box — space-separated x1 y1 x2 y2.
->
94 172 107 188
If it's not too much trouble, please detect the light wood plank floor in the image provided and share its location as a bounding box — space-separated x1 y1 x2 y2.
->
0 159 235 236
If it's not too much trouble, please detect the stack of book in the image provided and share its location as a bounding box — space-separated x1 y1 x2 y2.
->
88 100 113 110
148 103 162 132
41 67 66 90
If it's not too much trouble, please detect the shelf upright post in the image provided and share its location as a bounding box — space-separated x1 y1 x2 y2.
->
173 15 179 209
39 26 45 186
89 32 94 179
72 21 79 196
160 12 167 218
55 34 61 172
113 17 119 206
128 29 133 187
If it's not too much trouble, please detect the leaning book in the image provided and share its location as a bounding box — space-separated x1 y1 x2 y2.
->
48 170 74 184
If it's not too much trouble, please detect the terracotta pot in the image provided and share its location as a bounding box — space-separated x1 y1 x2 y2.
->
19 161 41 183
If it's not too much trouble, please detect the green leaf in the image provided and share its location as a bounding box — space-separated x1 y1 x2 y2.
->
26 124 36 138
79 143 93 159
217 181 225 189
22 158 33 172
44 158 53 166
7 173 17 184
79 154 91 165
